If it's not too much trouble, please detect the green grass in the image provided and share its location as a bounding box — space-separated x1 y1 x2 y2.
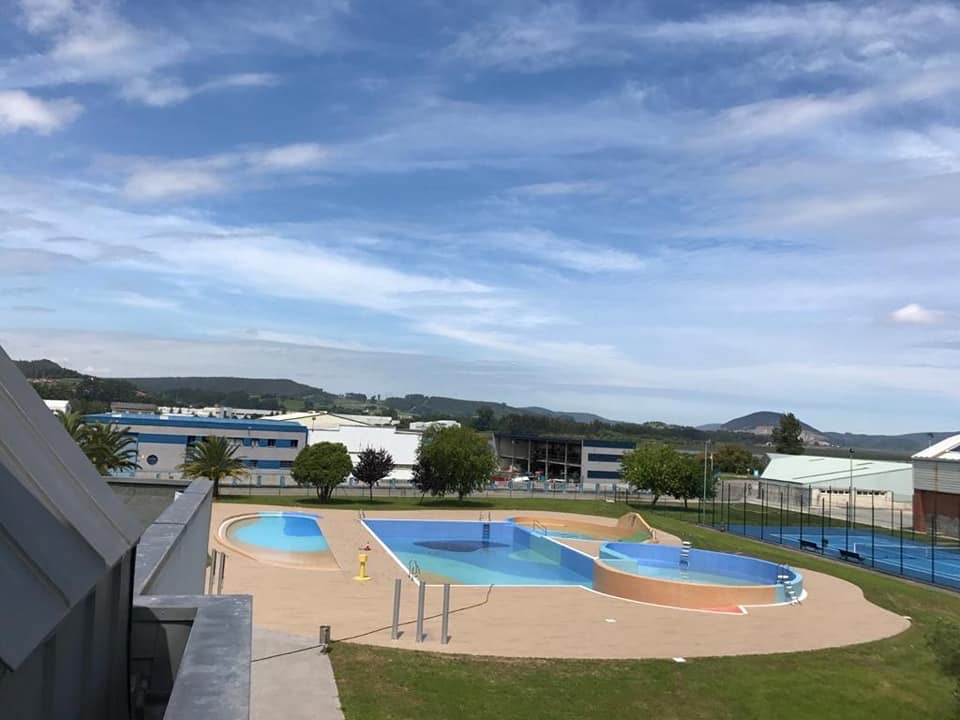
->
218 495 960 719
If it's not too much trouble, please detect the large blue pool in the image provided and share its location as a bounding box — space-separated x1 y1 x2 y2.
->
229 512 329 552
364 519 594 586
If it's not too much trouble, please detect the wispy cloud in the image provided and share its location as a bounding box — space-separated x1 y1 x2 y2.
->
891 303 945 324
0 89 81 133
121 72 278 108
109 291 180 311
121 142 329 200
511 181 605 196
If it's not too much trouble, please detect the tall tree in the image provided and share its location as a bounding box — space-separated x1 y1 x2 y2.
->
353 447 395 501
620 442 683 507
416 426 497 501
712 443 756 474
179 436 248 498
411 457 445 503
474 406 495 431
82 422 139 476
771 412 805 455
291 442 353 502
671 454 705 509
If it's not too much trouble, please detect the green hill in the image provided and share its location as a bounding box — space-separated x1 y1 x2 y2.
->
123 376 335 401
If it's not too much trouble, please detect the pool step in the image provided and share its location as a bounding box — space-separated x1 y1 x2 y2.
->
482 523 491 543
778 566 800 605
679 541 692 581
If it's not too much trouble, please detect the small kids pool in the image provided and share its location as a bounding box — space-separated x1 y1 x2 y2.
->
363 519 594 586
219 512 338 569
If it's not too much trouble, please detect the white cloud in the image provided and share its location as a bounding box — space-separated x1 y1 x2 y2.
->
890 303 945 324
0 90 81 133
124 167 224 200
511 181 604 196
109 291 180 311
254 143 328 170
121 72 278 108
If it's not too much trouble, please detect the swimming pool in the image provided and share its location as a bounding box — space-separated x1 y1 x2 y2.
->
220 511 338 569
229 512 329 552
364 519 594 586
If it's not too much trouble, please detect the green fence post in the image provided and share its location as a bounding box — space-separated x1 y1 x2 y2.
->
779 489 783 544
871 492 875 568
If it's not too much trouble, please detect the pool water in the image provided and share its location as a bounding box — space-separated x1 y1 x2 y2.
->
365 519 595 586
230 512 329 553
601 559 758 585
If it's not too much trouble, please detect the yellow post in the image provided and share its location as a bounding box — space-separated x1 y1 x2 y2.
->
354 553 371 582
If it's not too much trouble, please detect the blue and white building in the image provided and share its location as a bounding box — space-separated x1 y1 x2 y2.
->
85 413 307 484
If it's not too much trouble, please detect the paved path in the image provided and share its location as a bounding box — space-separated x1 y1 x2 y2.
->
252 627 344 720
214 506 910 659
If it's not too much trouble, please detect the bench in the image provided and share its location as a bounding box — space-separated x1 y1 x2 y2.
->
839 549 864 563
799 539 820 553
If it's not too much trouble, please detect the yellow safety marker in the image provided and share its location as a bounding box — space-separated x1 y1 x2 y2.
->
354 553 372 581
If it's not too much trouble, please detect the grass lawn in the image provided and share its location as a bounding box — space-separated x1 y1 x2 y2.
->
220 495 959 719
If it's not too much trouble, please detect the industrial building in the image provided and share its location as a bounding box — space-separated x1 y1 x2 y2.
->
492 433 634 485
86 413 307 484
309 426 422 482
268 410 397 430
912 434 960 533
761 452 914 506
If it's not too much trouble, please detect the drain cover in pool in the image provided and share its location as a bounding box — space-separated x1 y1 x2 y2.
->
415 540 509 553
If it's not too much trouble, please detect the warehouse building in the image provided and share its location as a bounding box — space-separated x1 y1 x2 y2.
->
912 434 960 533
86 413 307 484
309 425 422 482
760 452 913 507
492 433 634 485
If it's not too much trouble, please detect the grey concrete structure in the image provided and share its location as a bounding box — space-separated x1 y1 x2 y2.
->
0 344 252 719
912 434 960 533
493 433 633 485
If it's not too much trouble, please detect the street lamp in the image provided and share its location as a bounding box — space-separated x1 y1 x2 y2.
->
848 448 855 528
702 439 712 523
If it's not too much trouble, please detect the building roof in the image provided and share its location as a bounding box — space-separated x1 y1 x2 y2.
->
762 453 912 486
85 413 307 434
912 434 960 462
267 411 396 429
0 345 141 672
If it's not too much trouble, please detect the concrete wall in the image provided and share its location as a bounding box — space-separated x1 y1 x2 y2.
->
135 480 213 596
108 477 191 530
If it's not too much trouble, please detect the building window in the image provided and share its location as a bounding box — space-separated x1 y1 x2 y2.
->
146 454 158 466
265 438 276 447
280 461 293 468
291 439 299 448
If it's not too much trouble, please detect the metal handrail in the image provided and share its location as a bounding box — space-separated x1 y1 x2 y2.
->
532 520 547 535
408 560 422 581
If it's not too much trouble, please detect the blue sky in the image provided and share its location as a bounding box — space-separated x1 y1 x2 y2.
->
1 0 959 433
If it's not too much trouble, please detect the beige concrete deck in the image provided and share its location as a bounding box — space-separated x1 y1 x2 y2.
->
210 504 910 659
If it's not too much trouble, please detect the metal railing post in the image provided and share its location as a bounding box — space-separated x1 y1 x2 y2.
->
415 582 426 643
441 584 450 645
217 552 226 595
391 579 402 640
207 550 218 594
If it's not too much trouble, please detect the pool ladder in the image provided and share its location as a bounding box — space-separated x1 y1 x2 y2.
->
778 565 800 605
358 509 366 520
408 560 422 582
679 541 692 581
479 511 492 521
532 520 548 536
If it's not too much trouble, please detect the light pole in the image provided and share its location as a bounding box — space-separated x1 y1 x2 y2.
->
702 439 711 523
848 448 855 528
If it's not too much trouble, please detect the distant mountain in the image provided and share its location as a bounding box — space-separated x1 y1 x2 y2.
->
720 411 822 434
123 376 334 401
382 394 607 423
15 358 84 379
709 410 958 455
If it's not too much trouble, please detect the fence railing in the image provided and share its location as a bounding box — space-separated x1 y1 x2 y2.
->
708 479 960 592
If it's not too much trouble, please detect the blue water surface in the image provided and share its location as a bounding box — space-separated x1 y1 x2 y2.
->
231 513 328 552
365 519 594 586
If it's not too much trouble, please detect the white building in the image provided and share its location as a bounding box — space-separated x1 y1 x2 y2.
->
267 411 397 430
43 399 71 414
762 452 913 504
308 425 421 482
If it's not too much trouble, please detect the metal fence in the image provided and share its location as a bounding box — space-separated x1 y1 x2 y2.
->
708 478 960 591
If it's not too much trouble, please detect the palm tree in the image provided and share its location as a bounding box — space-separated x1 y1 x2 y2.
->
56 410 88 445
178 436 248 498
82 422 139 476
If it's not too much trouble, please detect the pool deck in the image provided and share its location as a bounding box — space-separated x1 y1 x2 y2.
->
210 504 910 659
